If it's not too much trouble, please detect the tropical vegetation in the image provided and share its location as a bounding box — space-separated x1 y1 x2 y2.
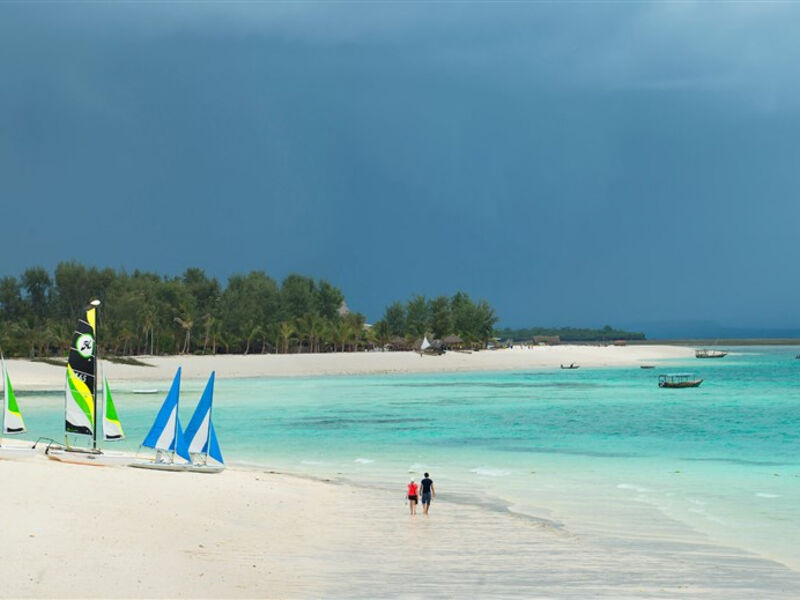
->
0 263 500 357
494 325 646 342
0 263 366 356
369 293 498 347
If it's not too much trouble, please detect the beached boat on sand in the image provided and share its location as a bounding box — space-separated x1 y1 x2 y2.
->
0 355 36 460
560 363 579 369
658 373 703 388
183 371 225 473
130 368 225 473
46 300 127 466
129 367 193 471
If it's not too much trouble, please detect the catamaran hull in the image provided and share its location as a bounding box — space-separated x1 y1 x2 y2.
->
128 461 191 472
128 461 224 473
45 447 131 467
186 464 225 474
0 447 38 460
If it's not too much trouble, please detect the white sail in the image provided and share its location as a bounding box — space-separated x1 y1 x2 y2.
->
101 374 125 441
141 368 190 461
421 336 431 351
2 355 25 435
184 372 223 465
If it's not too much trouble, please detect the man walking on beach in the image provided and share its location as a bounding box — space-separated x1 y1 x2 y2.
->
420 472 435 515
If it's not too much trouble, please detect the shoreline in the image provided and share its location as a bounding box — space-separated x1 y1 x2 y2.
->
7 344 694 391
1 453 798 598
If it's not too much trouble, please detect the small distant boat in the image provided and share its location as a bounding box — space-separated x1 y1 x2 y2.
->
658 373 703 388
132 389 160 395
696 349 727 359
560 363 580 369
640 365 655 369
129 368 192 471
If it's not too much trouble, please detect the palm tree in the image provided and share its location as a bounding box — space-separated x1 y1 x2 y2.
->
174 316 193 354
295 316 311 353
118 325 136 355
279 321 296 354
209 318 223 355
330 320 351 352
139 303 157 355
309 315 326 353
201 313 214 355
14 320 55 357
345 313 366 352
244 321 262 355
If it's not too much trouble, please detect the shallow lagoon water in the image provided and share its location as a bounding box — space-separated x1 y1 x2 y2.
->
14 346 800 570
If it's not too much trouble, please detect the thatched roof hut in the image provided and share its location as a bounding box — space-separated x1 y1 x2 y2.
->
385 336 413 351
442 334 463 347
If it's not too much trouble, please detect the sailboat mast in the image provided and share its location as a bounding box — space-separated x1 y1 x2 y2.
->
1 354 6 439
205 394 212 465
172 394 179 463
90 299 101 450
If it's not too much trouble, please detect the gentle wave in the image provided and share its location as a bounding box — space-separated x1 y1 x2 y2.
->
471 467 511 477
756 493 780 498
354 458 375 464
617 483 650 493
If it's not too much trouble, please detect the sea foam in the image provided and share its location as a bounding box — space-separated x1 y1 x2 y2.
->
471 467 511 477
617 483 650 493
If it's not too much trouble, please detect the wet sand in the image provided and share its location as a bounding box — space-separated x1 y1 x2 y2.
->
1 455 798 598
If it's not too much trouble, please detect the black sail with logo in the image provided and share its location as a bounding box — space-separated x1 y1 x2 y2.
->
66 309 96 435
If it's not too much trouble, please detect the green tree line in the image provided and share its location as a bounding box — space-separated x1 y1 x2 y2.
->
494 325 646 342
0 263 376 357
370 293 498 346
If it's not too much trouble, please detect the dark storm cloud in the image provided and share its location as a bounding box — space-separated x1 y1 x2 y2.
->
1 2 799 330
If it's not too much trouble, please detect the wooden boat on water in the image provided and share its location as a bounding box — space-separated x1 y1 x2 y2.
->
696 349 727 359
640 365 655 369
560 363 579 369
658 373 703 388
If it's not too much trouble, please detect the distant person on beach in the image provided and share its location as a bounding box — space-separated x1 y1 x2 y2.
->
407 479 419 515
420 472 435 515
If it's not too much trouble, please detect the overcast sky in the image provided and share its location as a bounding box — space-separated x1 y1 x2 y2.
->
2 2 799 330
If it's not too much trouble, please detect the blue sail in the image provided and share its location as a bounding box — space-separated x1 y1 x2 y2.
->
185 371 223 464
141 367 190 461
174 416 191 462
208 421 223 464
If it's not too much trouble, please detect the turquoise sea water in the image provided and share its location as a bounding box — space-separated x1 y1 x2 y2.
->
15 346 800 569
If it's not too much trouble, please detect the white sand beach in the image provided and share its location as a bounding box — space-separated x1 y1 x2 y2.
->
1 455 799 599
7 344 797 598
7 344 693 390
2 345 798 598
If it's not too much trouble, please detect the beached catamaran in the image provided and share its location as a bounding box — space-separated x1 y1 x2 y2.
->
46 300 127 465
130 367 193 471
183 371 224 473
0 354 36 459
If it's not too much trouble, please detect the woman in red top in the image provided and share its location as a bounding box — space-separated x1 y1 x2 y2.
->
407 479 419 515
